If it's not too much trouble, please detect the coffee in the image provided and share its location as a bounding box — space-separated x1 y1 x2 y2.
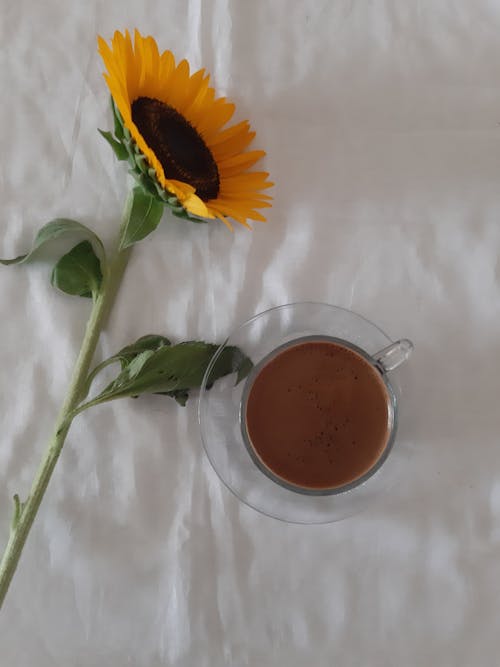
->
243 340 392 491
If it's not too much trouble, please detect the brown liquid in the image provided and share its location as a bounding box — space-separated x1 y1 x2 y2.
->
244 340 391 490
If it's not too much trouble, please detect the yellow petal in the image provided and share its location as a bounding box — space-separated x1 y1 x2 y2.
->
166 179 196 197
183 193 212 218
179 70 209 115
216 196 272 208
207 208 234 231
158 50 175 92
186 85 216 125
166 59 191 112
219 189 274 202
218 150 267 178
196 99 235 137
221 173 274 191
211 130 256 162
208 202 254 226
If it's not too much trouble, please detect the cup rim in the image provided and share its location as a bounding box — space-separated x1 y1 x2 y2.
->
238 334 398 497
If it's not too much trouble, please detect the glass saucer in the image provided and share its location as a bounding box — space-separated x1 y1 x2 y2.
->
198 302 409 524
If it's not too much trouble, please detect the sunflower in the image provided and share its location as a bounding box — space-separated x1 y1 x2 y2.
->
97 30 273 229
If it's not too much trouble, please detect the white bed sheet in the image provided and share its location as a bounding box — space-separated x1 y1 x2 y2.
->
1 1 500 664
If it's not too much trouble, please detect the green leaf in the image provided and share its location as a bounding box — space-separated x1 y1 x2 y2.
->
117 349 156 385
237 356 253 383
51 241 102 299
0 218 105 266
120 187 165 249
163 389 190 406
76 340 252 411
80 334 172 401
102 342 221 399
207 344 253 387
98 129 128 161
117 334 172 366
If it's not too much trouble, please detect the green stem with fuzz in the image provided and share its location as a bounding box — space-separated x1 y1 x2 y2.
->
0 242 131 609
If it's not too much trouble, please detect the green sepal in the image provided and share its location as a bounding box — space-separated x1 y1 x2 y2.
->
129 170 160 197
111 97 124 140
98 129 128 161
171 207 209 224
171 208 192 220
134 154 150 174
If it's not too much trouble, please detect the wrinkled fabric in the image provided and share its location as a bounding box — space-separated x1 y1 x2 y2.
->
1 1 500 665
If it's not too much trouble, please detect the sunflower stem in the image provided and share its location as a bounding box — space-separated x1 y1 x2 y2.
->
0 221 132 610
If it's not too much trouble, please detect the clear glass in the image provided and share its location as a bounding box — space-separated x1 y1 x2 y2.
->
198 302 413 524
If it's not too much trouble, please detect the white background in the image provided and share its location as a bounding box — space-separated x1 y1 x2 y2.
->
1 1 500 664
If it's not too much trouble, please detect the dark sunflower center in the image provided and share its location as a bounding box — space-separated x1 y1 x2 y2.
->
131 96 220 201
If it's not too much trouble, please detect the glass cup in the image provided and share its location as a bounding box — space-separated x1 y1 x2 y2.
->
198 302 413 523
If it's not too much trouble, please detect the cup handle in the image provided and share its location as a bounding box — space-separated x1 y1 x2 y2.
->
373 339 413 373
